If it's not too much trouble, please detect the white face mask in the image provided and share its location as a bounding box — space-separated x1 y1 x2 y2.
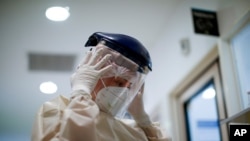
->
95 86 129 116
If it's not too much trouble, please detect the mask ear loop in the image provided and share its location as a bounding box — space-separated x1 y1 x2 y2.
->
100 78 107 88
93 90 97 97
93 78 107 98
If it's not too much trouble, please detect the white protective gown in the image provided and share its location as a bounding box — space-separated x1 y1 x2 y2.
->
31 90 170 141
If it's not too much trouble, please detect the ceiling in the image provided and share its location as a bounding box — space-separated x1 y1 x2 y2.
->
0 0 183 136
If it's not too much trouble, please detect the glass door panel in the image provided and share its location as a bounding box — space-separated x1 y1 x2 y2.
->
184 80 221 141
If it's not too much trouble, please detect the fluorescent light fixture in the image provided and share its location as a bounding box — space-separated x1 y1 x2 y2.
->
202 87 216 99
40 81 58 94
45 6 70 21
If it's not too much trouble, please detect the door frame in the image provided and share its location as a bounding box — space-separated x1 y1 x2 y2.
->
169 46 228 141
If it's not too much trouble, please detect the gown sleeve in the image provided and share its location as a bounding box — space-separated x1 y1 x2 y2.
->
140 123 171 141
120 118 171 141
31 90 99 141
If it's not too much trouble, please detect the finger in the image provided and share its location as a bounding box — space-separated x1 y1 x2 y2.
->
99 64 113 75
88 48 104 65
137 91 143 99
79 51 92 67
94 54 112 69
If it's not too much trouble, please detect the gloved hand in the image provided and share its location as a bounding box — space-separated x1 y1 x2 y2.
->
70 48 112 94
128 86 152 127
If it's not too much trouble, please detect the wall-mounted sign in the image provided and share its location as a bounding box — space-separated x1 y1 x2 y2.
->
192 8 219 36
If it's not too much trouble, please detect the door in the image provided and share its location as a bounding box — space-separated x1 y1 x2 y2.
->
173 62 228 141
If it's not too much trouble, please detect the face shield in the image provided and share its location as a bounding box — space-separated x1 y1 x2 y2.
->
88 45 145 118
84 32 152 118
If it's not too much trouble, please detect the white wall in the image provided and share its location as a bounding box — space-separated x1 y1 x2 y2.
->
144 0 220 133
218 0 250 116
143 0 250 138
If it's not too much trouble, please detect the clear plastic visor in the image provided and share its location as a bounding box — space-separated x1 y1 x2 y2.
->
90 44 147 118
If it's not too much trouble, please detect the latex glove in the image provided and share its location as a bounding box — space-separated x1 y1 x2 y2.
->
70 48 112 94
128 86 152 127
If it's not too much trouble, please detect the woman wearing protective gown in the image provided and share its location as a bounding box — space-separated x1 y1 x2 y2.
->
31 32 171 141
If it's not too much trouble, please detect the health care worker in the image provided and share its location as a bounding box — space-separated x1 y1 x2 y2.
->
31 32 170 141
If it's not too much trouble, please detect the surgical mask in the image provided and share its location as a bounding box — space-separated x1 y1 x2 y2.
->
95 86 129 117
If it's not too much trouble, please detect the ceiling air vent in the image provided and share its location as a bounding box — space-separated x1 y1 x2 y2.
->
28 53 76 72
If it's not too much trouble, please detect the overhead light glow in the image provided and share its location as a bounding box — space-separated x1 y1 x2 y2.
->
202 87 216 99
45 6 70 21
40 81 58 94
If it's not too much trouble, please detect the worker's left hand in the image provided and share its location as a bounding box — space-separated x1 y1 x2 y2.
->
128 87 152 127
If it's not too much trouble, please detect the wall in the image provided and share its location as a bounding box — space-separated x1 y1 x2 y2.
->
144 0 220 133
144 0 250 138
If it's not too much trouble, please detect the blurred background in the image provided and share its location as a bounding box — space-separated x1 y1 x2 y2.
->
0 0 249 140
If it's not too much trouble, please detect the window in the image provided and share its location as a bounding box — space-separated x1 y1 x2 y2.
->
231 22 250 109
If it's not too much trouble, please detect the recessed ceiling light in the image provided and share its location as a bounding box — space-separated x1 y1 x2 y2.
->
40 81 58 94
45 6 70 21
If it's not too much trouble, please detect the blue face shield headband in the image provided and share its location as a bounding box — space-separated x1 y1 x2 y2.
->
84 32 152 74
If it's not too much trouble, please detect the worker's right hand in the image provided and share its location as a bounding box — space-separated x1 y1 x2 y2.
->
70 48 112 94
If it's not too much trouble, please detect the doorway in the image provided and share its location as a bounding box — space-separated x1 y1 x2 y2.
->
170 59 228 141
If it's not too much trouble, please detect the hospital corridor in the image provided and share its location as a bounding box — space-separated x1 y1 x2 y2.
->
0 0 250 141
